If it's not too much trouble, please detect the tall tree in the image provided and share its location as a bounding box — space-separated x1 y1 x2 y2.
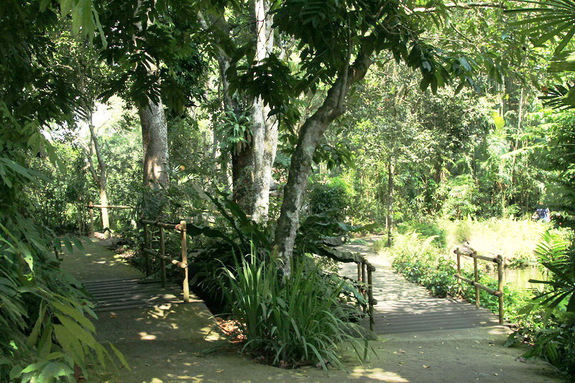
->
97 0 205 219
251 0 279 223
269 0 468 275
200 1 279 221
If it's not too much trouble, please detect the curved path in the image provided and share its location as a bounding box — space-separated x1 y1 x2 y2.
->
61 237 564 382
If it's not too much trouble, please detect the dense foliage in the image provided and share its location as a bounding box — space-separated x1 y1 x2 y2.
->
222 255 369 369
5 0 575 377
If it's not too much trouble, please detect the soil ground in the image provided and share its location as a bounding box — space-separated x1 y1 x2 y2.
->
61 238 566 383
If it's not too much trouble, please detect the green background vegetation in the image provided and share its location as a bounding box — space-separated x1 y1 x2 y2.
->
3 0 575 380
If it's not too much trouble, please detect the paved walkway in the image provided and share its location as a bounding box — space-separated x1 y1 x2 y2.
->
339 237 499 335
61 237 564 382
61 238 201 311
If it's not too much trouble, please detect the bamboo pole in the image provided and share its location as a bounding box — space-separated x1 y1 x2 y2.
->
141 220 179 230
474 257 480 308
88 204 94 237
497 255 504 324
159 226 166 288
361 262 367 289
454 274 502 296
143 223 150 276
456 249 462 296
180 221 190 303
87 204 133 209
367 264 374 331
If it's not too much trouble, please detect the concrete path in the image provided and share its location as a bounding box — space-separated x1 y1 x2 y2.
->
60 237 564 382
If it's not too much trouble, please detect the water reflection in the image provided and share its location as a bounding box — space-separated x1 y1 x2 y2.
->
488 267 547 290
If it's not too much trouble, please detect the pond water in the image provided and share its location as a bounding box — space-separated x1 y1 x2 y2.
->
488 266 547 290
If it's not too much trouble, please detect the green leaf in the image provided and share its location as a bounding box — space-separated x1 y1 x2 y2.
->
38 361 75 381
108 342 130 370
54 313 97 347
51 300 96 333
38 322 54 358
27 301 47 347
53 324 85 364
492 112 505 129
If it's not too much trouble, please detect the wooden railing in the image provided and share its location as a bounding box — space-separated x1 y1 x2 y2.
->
357 259 376 331
454 246 504 324
141 220 190 303
320 247 376 330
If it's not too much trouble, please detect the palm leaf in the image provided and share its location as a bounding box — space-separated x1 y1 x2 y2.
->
506 0 575 53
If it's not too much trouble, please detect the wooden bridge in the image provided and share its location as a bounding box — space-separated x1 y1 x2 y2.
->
339 237 501 335
64 229 501 334
60 237 203 312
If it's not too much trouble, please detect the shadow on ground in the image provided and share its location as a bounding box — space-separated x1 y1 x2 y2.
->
62 238 564 383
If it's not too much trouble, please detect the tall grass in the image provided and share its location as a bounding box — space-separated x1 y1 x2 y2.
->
221 254 370 369
440 218 554 262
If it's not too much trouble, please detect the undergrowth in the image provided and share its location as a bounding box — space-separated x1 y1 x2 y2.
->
384 220 575 377
221 254 371 369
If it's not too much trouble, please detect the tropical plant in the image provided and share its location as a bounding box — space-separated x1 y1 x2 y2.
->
221 253 370 369
531 231 575 316
0 147 128 381
508 231 575 374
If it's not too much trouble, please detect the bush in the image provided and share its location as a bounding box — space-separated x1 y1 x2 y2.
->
510 231 575 375
221 255 370 369
309 177 354 222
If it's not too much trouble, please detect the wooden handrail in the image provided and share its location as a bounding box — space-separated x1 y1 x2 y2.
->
141 219 190 302
87 204 133 209
454 246 505 324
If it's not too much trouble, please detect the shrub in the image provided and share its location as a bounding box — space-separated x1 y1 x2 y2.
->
512 231 575 375
309 177 354 222
221 255 370 369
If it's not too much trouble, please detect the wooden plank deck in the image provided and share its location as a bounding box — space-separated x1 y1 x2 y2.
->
339 238 500 335
83 278 203 312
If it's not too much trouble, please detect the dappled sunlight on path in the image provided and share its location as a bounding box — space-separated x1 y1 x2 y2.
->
60 238 143 281
59 237 562 382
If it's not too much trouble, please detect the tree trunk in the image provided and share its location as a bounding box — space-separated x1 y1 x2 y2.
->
232 144 254 213
85 111 111 236
274 51 372 276
386 158 395 247
251 0 278 223
139 98 170 220
216 54 255 213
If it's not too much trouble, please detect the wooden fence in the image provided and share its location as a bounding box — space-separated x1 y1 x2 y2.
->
141 220 190 303
454 246 504 324
357 259 376 330
321 248 376 331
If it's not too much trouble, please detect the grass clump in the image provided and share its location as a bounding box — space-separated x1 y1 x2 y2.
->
221 254 370 370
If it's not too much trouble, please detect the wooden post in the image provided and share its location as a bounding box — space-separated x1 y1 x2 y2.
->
159 226 166 288
362 262 367 295
456 249 462 296
180 221 190 303
474 257 480 308
497 255 504 324
143 223 150 276
367 265 374 331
